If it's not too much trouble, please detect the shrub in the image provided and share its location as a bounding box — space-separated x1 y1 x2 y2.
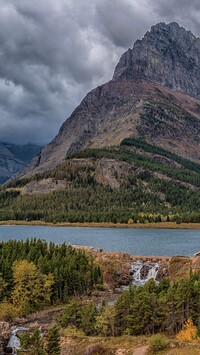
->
61 326 85 337
0 301 19 321
95 284 105 291
148 334 168 353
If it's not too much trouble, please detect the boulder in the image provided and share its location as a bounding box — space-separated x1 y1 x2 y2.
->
0 322 11 339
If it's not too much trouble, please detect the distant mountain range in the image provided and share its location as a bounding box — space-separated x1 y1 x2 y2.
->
0 143 42 184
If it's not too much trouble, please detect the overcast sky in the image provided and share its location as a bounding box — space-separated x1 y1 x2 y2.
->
1 0 200 145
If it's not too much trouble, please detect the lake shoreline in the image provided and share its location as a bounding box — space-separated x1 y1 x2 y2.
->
1 220 200 229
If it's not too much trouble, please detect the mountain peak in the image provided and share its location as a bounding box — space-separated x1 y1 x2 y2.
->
146 22 196 43
113 22 200 99
150 21 185 33
22 22 200 176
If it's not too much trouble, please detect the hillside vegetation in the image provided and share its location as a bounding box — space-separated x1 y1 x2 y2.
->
1 140 200 223
0 239 102 317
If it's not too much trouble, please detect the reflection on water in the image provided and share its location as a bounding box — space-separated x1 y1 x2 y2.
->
0 225 200 256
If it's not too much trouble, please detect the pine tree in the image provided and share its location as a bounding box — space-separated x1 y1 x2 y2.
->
95 304 116 337
46 326 60 355
20 329 46 355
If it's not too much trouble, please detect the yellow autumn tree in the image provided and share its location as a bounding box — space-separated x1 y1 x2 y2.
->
128 218 133 224
176 319 198 342
12 259 54 315
0 300 19 321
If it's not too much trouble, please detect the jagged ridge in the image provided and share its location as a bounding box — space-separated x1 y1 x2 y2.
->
113 22 200 100
23 22 200 176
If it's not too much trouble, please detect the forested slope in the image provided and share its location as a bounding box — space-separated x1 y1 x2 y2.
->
1 140 200 224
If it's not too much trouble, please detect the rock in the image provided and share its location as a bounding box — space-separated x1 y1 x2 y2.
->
3 346 13 354
0 322 11 354
0 322 10 338
156 266 169 281
139 264 151 280
84 344 114 354
22 22 200 176
113 22 200 100
0 338 4 355
114 288 124 294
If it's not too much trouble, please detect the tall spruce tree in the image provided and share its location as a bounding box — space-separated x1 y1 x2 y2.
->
46 326 60 355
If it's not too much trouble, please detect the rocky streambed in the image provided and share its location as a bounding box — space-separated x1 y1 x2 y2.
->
0 322 10 355
94 250 170 292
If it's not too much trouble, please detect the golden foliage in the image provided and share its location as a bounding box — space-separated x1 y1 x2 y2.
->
128 218 133 224
176 319 198 342
0 301 19 320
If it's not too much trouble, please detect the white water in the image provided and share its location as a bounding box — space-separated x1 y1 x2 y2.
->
131 261 161 286
7 326 29 354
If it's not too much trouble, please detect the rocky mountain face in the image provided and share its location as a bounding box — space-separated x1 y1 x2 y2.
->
24 22 200 176
0 143 42 184
113 22 200 99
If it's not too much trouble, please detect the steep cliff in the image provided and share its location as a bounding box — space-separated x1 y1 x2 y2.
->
113 22 200 99
21 22 200 176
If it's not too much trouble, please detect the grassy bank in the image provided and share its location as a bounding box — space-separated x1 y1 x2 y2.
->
60 334 200 355
1 220 200 229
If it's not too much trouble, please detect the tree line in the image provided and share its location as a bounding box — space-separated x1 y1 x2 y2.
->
0 239 102 317
60 273 200 337
1 144 200 224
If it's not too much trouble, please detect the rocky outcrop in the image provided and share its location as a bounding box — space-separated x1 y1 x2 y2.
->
0 322 11 353
95 252 135 290
21 178 67 194
22 22 200 176
113 22 200 100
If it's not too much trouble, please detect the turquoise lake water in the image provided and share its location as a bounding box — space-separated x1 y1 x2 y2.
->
0 225 200 256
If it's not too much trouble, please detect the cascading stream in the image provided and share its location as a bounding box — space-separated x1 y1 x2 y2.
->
131 261 161 286
6 326 29 354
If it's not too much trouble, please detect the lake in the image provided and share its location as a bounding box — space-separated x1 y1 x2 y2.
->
0 225 200 256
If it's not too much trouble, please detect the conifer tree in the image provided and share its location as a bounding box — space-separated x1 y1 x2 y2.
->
46 326 60 355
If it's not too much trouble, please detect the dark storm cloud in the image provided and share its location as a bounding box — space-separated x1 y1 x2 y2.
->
0 0 199 144
150 0 200 35
0 0 118 143
95 0 152 47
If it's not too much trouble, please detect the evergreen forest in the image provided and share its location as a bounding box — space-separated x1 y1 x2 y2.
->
0 239 102 317
61 273 200 337
1 139 200 223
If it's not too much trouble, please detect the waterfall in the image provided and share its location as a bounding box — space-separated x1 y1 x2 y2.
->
146 263 160 281
130 261 161 286
5 326 29 354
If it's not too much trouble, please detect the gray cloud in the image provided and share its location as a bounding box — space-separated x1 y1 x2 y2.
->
95 0 152 47
151 0 200 16
0 0 200 144
150 0 200 35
